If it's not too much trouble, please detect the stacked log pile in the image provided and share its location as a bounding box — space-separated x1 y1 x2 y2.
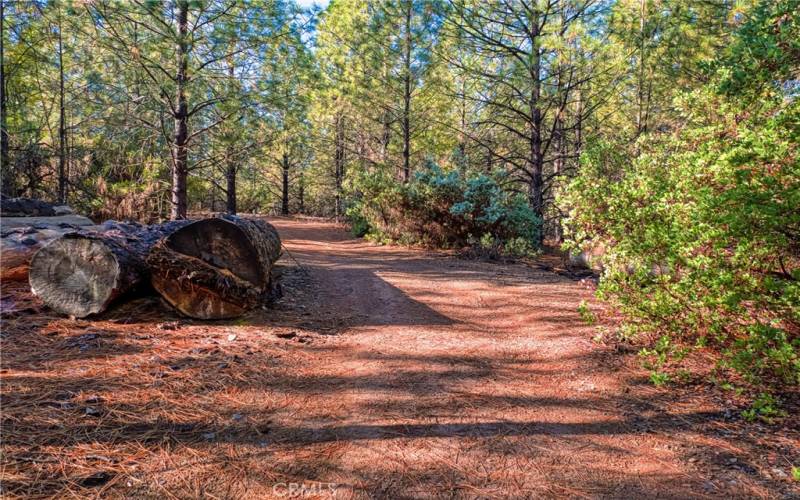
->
1 204 282 319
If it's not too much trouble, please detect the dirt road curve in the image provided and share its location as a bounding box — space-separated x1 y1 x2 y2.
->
3 217 795 498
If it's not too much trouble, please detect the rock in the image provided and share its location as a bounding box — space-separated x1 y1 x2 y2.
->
227 333 237 341
202 432 216 441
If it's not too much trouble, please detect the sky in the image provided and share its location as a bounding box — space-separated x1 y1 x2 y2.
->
295 0 330 9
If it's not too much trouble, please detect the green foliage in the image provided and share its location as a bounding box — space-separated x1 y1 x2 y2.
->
792 466 800 481
638 335 686 386
504 237 539 259
561 2 800 391
718 0 800 99
577 300 596 325
741 393 787 424
348 162 541 254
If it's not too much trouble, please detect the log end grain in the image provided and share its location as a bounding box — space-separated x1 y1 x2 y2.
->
29 236 121 317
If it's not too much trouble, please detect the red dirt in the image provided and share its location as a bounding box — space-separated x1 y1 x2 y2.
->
1 217 798 498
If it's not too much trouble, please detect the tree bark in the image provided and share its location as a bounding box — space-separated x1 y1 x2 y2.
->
553 111 564 244
401 0 412 183
636 0 648 136
225 58 237 215
528 13 544 246
226 159 237 215
334 111 344 217
171 0 189 220
281 152 289 215
0 0 9 185
29 221 189 317
57 8 67 204
298 170 305 214
147 216 281 319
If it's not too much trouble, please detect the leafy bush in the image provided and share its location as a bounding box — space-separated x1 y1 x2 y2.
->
348 162 541 254
561 2 799 392
345 202 371 237
561 74 799 390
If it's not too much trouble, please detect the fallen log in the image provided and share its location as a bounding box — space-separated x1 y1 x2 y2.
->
1 219 97 281
147 216 281 319
0 214 94 230
28 221 189 318
1 197 73 216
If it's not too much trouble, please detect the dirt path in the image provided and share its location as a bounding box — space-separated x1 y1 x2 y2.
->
2 217 797 498
259 218 790 498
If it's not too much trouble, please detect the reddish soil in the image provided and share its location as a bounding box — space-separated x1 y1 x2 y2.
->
1 217 798 498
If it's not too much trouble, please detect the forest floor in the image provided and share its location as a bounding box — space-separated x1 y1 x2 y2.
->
2 217 799 499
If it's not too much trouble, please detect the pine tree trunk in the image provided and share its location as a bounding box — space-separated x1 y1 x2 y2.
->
0 0 10 191
225 59 236 215
147 216 281 319
298 171 305 214
401 0 412 183
226 158 237 215
528 11 544 246
171 0 189 220
334 111 344 217
57 10 67 204
281 152 289 215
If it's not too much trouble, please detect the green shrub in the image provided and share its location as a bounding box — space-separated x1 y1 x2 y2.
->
345 202 370 237
504 237 539 258
577 300 596 325
347 162 541 253
741 393 787 424
560 1 799 391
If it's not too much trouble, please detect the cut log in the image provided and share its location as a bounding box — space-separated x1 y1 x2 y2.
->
1 214 93 230
147 216 281 319
1 197 73 217
28 221 189 318
1 220 98 281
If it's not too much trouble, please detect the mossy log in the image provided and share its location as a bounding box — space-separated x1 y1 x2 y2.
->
28 221 189 318
147 216 281 319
